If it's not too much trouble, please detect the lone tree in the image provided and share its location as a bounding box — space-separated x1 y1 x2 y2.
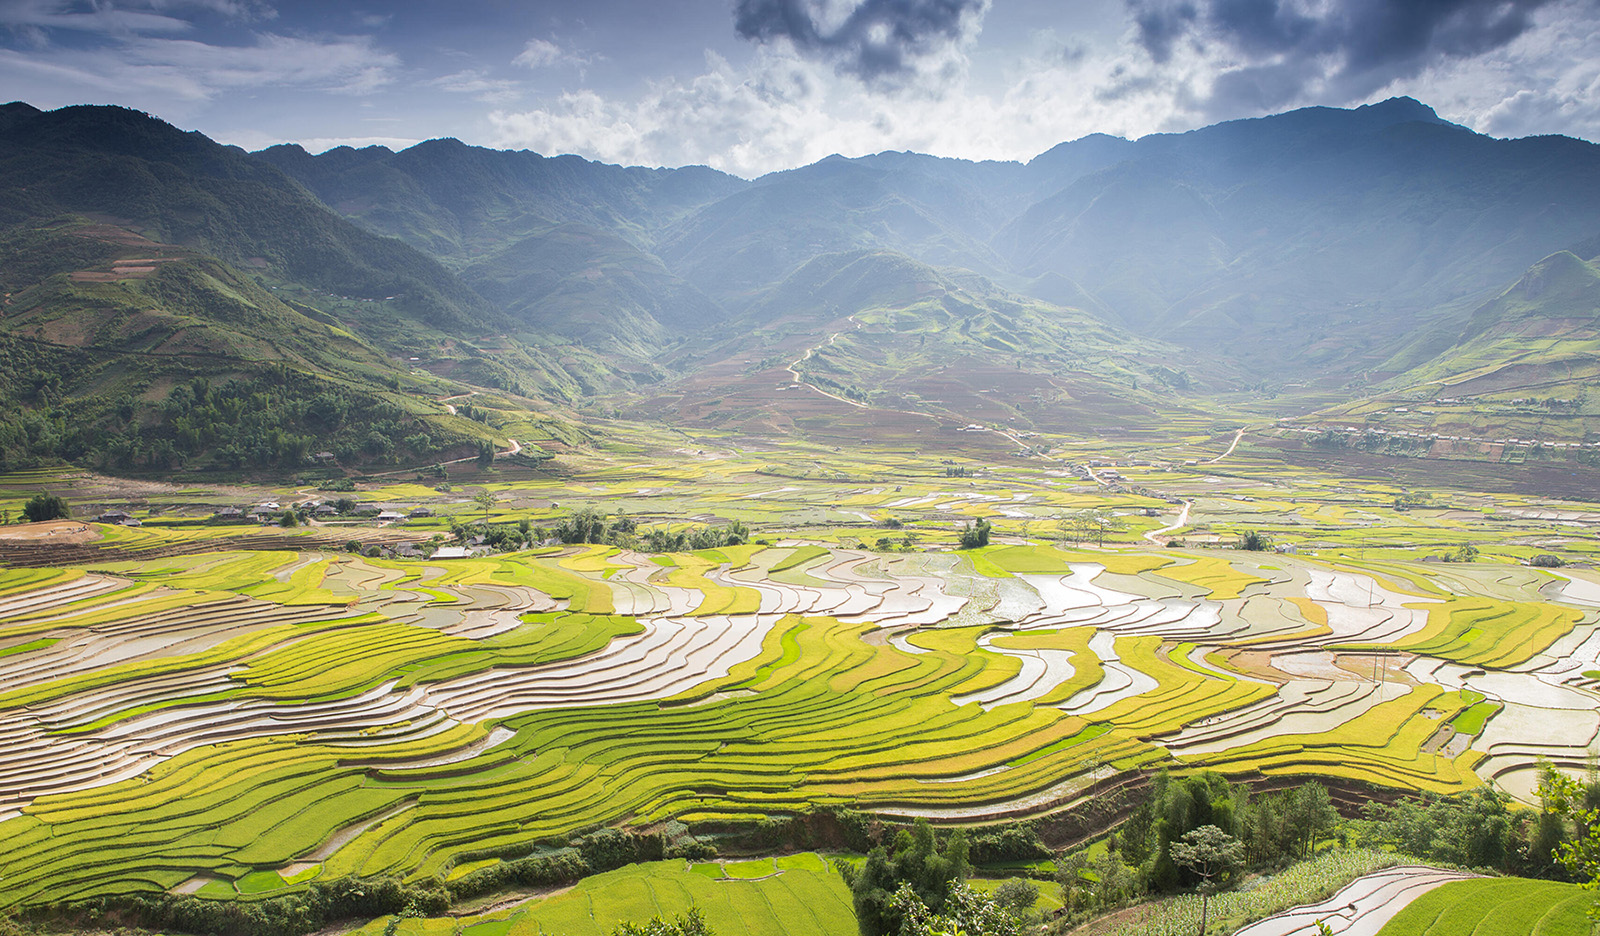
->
472 490 496 524
22 493 69 523
959 518 992 550
1170 824 1244 936
1236 529 1270 551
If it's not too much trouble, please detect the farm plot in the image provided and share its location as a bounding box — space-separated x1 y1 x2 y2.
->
1234 865 1480 936
0 534 1595 908
1374 876 1593 936
353 856 857 936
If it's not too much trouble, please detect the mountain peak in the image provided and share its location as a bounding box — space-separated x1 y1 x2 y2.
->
0 100 41 133
1356 96 1448 126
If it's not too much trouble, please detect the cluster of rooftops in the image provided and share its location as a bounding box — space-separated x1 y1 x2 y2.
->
209 504 435 523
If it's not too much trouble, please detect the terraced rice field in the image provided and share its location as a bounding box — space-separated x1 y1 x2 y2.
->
0 483 1597 914
1373 877 1593 936
1234 865 1482 936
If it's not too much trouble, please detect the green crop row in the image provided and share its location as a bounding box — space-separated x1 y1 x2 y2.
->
1375 877 1592 936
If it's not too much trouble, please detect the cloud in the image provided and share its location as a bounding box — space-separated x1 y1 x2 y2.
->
0 0 390 105
1396 0 1600 140
0 31 398 102
1126 0 1562 113
513 36 587 69
0 0 196 36
732 0 991 83
430 68 521 104
0 0 271 37
485 41 1193 177
478 0 1599 178
1131 0 1195 63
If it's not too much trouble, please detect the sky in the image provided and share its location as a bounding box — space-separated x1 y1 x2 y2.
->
1 0 1597 177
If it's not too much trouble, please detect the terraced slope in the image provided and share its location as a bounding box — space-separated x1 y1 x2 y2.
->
0 536 1595 909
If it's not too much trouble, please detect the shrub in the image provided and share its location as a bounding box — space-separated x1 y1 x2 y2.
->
613 907 715 936
1531 554 1565 568
22 492 68 522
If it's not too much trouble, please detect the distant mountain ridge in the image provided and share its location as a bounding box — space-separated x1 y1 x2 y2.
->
255 96 1600 387
4 96 1600 470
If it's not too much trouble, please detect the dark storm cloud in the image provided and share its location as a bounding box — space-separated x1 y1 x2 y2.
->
1128 0 1559 109
1132 0 1195 62
733 0 988 81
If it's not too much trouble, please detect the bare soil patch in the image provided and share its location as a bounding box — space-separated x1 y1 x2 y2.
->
0 520 100 544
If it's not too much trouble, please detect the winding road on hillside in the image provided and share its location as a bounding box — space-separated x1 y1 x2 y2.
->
1144 500 1191 543
1208 427 1245 463
787 316 866 409
438 391 477 416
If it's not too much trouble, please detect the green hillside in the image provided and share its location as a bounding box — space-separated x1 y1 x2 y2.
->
461 222 727 360
1306 247 1600 447
0 106 601 473
621 249 1233 437
0 223 514 471
0 103 498 339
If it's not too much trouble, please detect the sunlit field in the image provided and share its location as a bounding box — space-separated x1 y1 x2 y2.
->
2 431 1596 918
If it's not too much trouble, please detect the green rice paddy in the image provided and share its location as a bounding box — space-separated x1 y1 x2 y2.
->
1375 878 1593 935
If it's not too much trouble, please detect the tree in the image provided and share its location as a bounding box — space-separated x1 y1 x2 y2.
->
1089 852 1141 909
1539 766 1600 883
1170 825 1244 936
836 818 971 936
1286 782 1338 860
959 518 991 550
889 881 1025 936
1085 509 1124 546
1060 509 1122 546
1055 849 1091 915
991 878 1038 916
1236 529 1269 551
612 907 714 936
22 493 68 522
472 490 495 524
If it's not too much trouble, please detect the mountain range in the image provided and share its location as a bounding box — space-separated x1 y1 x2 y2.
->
2 96 1597 473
